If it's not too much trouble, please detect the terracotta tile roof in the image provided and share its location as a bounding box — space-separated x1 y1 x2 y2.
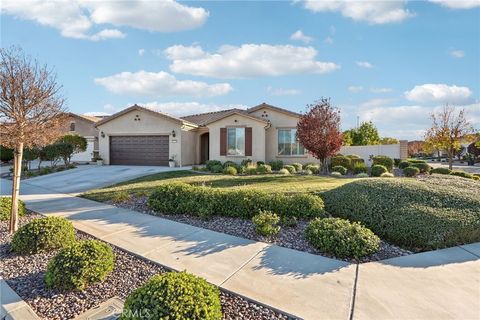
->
181 108 268 126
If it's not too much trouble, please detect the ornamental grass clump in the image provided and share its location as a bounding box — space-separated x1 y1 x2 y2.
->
121 272 222 320
321 175 480 251
305 217 380 259
12 216 75 254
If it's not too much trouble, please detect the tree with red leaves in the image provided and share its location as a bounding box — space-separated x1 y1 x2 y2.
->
297 98 343 174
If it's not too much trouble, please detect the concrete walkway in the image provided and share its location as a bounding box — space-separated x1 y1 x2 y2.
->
1 179 479 320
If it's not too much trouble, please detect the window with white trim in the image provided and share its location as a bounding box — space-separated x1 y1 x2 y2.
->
278 128 304 156
227 127 245 156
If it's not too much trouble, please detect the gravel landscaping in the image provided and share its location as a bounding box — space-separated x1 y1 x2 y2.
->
111 196 412 263
0 214 292 320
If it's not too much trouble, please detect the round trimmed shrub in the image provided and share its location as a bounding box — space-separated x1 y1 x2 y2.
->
331 156 351 170
245 167 257 175
12 217 75 254
399 161 411 169
371 164 387 177
380 172 394 178
305 218 380 259
403 166 420 177
256 164 272 174
372 155 394 172
282 165 296 174
451 171 474 179
205 160 222 171
256 161 265 166
332 165 347 175
301 169 313 175
252 210 280 236
1 197 26 221
346 154 361 159
210 164 223 173
278 168 290 175
353 162 368 174
45 240 114 291
330 171 342 177
268 160 283 171
304 164 320 174
410 162 431 173
291 163 303 172
121 272 222 320
222 161 237 169
355 173 369 178
430 167 452 175
223 166 237 175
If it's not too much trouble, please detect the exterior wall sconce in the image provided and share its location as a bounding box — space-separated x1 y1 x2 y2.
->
101 131 105 138
171 130 176 137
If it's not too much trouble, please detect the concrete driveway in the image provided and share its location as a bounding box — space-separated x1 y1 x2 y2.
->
1 165 190 195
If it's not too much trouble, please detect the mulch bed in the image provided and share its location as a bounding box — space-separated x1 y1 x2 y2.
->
0 214 292 320
113 196 412 263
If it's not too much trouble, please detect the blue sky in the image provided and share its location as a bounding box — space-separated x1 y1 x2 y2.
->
2 0 479 140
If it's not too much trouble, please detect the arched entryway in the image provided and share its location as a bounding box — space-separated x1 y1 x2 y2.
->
200 132 209 164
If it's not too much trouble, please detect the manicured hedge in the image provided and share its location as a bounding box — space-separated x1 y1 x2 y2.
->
451 171 474 179
372 155 394 172
12 217 75 254
430 167 452 175
331 156 350 169
122 272 222 320
322 175 480 251
410 162 431 173
371 164 387 177
148 183 325 219
305 217 380 259
332 165 347 175
403 166 420 177
0 197 26 221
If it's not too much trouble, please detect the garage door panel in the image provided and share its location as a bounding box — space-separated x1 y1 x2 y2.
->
110 135 169 166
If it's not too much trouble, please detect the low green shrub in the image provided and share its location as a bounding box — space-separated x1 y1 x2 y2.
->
305 218 380 259
349 158 365 170
45 240 114 290
12 217 75 254
252 211 280 236
380 172 394 178
403 166 420 177
408 159 427 164
331 156 351 170
282 165 296 174
278 168 290 175
148 183 325 219
355 173 369 178
304 164 320 174
394 158 401 167
371 164 387 177
223 161 237 169
399 161 411 169
121 272 222 320
223 166 237 175
372 155 394 172
205 160 222 171
256 164 272 174
280 215 298 227
111 191 131 203
246 167 257 175
237 166 247 174
0 197 26 221
346 154 361 159
353 162 368 174
268 160 283 171
39 167 53 175
332 165 347 175
291 163 303 172
210 164 223 173
430 167 452 175
321 175 480 250
451 171 474 179
241 159 252 167
410 162 431 173
256 161 265 166
330 172 342 177
301 169 313 175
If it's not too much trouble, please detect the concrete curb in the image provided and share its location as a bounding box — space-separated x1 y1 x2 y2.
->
0 279 39 320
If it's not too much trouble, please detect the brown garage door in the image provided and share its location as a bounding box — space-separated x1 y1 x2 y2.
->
110 135 169 166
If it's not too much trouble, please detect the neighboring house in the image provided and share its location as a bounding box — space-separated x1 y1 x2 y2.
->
65 113 101 162
95 103 407 166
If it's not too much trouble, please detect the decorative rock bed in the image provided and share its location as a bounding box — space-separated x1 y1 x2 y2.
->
112 196 412 263
0 214 291 320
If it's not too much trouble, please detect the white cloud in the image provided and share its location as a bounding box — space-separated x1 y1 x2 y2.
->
83 111 111 117
1 0 208 40
94 71 232 97
370 87 393 93
303 1 414 24
449 50 465 58
356 61 374 68
166 44 340 79
348 86 363 93
404 84 472 104
360 98 395 109
138 49 145 56
290 30 314 44
267 86 302 96
429 0 480 9
101 101 248 117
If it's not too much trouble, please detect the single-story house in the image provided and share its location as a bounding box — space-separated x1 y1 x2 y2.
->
65 113 101 162
95 103 408 166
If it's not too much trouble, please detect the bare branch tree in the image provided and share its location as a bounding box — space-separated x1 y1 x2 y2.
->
0 46 68 233
424 105 474 170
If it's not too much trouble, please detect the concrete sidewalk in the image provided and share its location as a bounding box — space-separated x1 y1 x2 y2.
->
1 179 479 319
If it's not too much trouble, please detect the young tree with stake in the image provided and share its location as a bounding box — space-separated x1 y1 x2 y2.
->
297 98 343 174
0 47 68 233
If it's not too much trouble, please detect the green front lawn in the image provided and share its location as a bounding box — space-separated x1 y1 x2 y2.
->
82 170 355 202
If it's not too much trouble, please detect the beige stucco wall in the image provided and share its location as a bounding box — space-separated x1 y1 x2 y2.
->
207 114 267 163
249 107 317 164
180 129 197 166
65 116 99 151
96 109 185 165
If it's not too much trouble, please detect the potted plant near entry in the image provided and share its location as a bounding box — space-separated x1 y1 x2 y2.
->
168 156 176 168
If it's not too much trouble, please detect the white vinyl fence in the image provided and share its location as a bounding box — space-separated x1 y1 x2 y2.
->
340 142 407 166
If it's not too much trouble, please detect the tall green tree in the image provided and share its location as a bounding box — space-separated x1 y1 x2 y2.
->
343 121 380 146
